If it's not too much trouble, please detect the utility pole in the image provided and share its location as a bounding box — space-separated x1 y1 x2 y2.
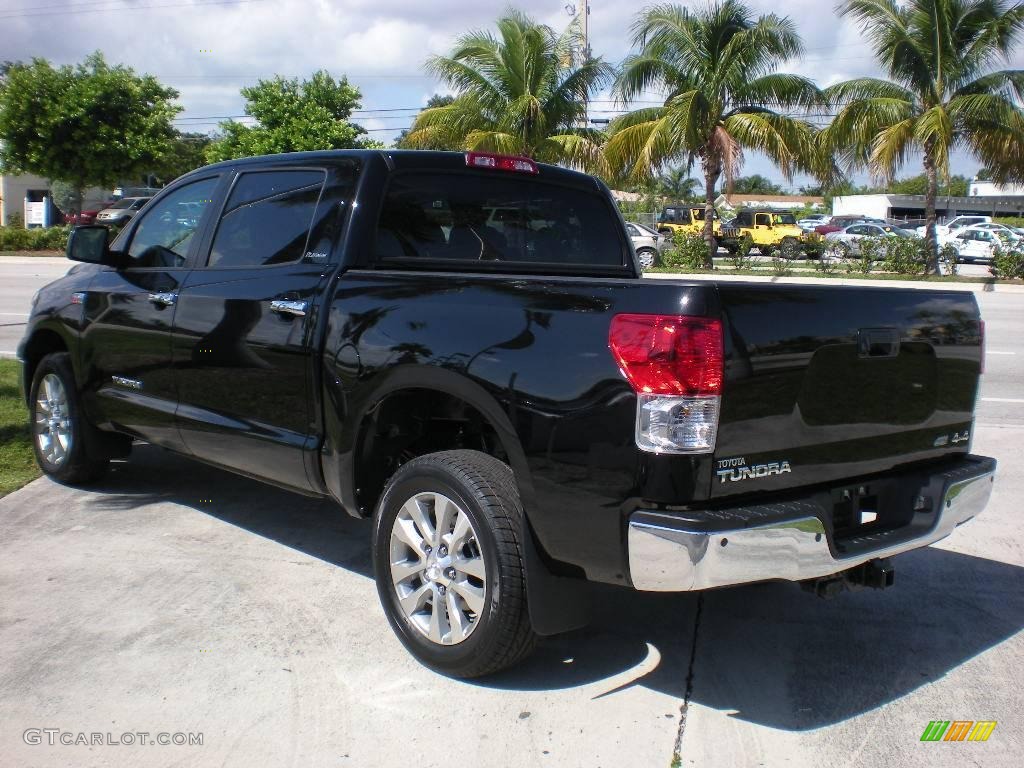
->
566 2 592 130
580 1 590 60
565 2 590 62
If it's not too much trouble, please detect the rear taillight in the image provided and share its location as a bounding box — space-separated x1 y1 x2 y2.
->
465 151 539 174
609 314 724 454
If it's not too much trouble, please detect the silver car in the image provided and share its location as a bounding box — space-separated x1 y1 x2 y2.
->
626 222 668 268
95 196 151 227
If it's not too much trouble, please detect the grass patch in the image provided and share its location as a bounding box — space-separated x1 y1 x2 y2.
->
0 359 39 497
0 250 63 258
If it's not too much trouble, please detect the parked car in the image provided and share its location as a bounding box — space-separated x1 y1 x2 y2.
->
718 208 807 255
625 221 667 268
798 214 830 231
94 197 151 227
949 227 1004 263
916 215 991 239
824 223 914 256
961 222 1023 247
63 210 100 226
23 149 995 678
656 205 721 238
814 215 883 236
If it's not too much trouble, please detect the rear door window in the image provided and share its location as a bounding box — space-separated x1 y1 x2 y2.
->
375 172 627 267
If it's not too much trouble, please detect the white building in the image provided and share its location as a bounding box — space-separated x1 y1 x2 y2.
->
968 179 1024 197
832 193 1024 224
0 172 108 226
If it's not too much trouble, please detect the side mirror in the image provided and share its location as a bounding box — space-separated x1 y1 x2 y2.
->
67 226 123 267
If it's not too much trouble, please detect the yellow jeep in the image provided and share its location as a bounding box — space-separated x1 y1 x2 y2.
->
656 206 722 238
719 209 806 256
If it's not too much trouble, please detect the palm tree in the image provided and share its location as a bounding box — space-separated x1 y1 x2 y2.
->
605 1 823 265
657 167 700 201
403 12 613 171
823 0 1024 271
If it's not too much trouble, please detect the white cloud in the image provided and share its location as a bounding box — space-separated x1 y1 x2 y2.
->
2 0 1020 183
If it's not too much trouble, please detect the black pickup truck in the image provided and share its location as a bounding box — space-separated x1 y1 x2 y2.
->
20 150 996 678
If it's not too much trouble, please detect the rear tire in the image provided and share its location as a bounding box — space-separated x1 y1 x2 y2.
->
372 450 537 678
30 353 109 484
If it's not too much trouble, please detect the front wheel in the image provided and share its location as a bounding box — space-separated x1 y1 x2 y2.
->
30 352 109 484
372 450 537 678
636 247 658 269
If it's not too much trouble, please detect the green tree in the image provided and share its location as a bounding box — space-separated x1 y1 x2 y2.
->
403 11 613 170
605 2 823 265
395 94 455 148
822 0 1024 271
0 52 180 214
656 167 700 200
153 132 211 184
206 71 376 162
730 174 786 194
888 173 969 196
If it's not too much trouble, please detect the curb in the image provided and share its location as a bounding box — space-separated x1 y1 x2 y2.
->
644 271 1024 294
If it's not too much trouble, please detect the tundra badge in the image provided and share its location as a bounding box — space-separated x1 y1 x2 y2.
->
716 456 792 484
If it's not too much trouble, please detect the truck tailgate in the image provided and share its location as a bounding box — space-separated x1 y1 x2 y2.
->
713 284 982 498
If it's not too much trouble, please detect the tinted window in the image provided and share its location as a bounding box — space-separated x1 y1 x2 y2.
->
376 172 626 267
126 178 218 268
208 170 325 268
626 224 639 236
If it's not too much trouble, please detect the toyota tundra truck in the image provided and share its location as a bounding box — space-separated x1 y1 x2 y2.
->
20 150 996 678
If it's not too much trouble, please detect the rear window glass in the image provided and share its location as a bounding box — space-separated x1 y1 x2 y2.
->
375 172 626 267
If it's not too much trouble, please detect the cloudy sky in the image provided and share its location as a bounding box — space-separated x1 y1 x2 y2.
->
2 0 1021 189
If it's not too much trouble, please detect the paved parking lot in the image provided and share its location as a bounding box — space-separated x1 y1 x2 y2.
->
1 257 1021 767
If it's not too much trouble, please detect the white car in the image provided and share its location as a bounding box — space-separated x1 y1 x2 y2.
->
949 228 1010 263
94 196 151 227
625 222 668 268
963 222 1023 246
797 214 830 231
824 222 914 256
915 215 991 238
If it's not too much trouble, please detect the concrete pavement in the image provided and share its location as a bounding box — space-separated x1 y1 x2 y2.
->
0 256 1022 767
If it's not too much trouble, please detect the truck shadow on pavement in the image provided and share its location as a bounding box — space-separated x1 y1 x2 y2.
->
84 444 1024 731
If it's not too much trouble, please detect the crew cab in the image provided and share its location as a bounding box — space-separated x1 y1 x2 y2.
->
20 150 996 678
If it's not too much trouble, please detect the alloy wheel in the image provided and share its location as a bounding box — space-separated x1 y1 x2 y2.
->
35 373 72 467
389 492 487 645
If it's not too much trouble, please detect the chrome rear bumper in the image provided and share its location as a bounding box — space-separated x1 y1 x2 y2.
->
628 456 996 591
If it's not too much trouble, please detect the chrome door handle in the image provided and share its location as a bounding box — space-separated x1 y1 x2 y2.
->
148 292 176 307
270 299 307 318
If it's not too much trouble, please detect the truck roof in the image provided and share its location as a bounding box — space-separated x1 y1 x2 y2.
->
189 149 604 190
